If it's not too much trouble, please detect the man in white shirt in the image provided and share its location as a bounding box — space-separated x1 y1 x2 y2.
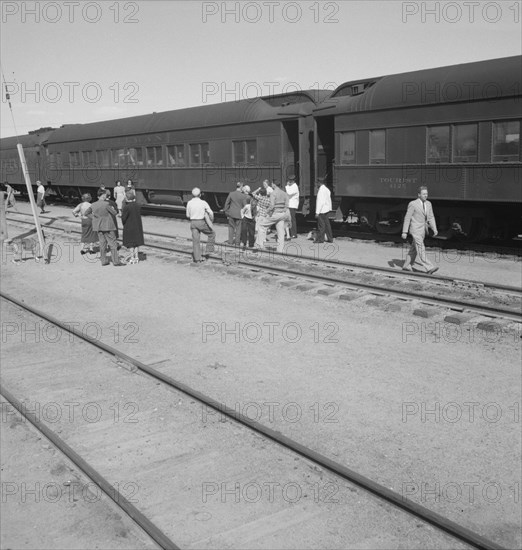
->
314 180 333 243
36 181 47 214
285 174 299 239
186 187 216 262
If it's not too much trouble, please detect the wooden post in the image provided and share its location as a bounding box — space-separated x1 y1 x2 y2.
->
0 191 7 242
17 144 45 258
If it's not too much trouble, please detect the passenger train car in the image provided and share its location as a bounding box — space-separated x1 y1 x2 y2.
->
1 56 520 239
315 56 521 239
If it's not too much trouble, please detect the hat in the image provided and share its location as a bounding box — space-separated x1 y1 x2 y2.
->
36 180 41 184
242 185 251 194
192 187 201 197
288 174 296 181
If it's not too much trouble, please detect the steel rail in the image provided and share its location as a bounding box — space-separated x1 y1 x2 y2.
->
0 291 507 550
6 212 521 297
0 384 179 550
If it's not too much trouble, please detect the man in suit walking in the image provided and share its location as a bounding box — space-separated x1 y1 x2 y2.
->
91 189 124 266
224 182 248 246
401 186 438 274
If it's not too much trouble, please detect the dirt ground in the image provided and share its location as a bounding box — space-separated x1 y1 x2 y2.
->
0 398 160 550
1 210 521 549
1 299 472 550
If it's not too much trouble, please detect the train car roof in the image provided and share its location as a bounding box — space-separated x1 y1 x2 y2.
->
0 129 56 150
46 91 328 144
315 56 522 115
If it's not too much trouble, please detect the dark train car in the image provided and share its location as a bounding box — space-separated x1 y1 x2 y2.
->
43 91 329 211
314 56 522 239
0 128 55 193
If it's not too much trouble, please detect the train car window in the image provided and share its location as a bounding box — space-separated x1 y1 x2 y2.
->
369 130 386 164
202 143 210 164
167 145 186 167
233 140 257 165
137 148 144 166
82 151 95 166
128 148 143 166
48 152 62 168
246 140 256 164
453 124 477 163
114 148 126 167
69 152 80 167
340 132 356 165
146 146 163 167
233 141 245 165
190 143 210 166
3 158 17 172
190 144 200 166
97 150 110 167
492 120 520 162
427 126 450 163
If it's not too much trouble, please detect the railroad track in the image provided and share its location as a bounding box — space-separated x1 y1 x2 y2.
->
6 213 522 324
0 291 508 550
1 386 177 550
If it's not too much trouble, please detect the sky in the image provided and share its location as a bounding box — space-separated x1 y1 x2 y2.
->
1 0 521 137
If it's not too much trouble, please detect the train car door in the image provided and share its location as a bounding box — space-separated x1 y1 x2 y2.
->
281 121 299 183
315 116 335 187
315 116 341 219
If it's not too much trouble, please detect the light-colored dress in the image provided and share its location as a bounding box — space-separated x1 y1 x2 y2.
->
114 185 126 211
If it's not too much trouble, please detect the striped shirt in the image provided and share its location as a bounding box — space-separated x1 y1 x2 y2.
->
254 195 270 218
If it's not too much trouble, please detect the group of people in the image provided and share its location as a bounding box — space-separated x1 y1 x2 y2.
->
222 176 304 253
186 181 439 275
5 175 439 275
73 180 144 266
186 177 335 263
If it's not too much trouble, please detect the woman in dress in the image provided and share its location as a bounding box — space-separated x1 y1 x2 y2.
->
113 180 125 216
72 193 97 254
121 190 144 264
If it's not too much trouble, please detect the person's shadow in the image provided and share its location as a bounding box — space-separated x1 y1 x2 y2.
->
388 258 408 269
